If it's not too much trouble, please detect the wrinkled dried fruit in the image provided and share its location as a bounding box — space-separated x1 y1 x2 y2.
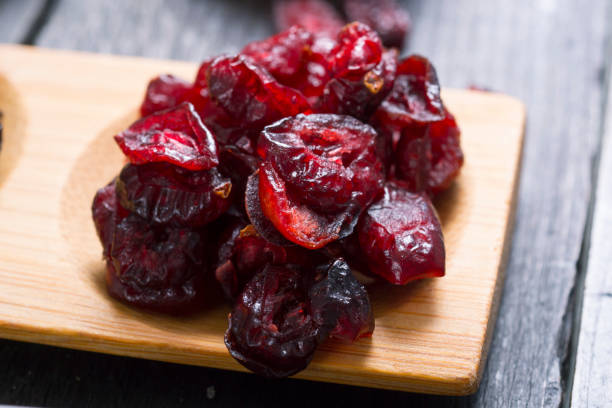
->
116 162 231 227
242 25 333 104
257 113 384 248
225 257 370 377
214 219 317 301
310 258 374 341
358 180 445 284
206 55 311 129
218 146 260 203
317 23 393 120
242 25 314 84
428 108 463 194
373 55 445 127
245 171 295 246
274 0 345 39
140 75 192 117
394 123 432 192
115 102 219 171
225 264 328 378
343 0 411 50
92 181 209 313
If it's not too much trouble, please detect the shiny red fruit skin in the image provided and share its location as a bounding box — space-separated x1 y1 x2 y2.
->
116 162 232 227
115 102 219 171
428 108 464 195
273 0 345 39
316 23 393 120
214 218 320 301
140 75 192 117
394 123 432 193
225 257 371 377
310 258 374 341
358 180 445 285
343 0 411 50
206 54 312 130
373 54 445 127
92 181 209 314
257 113 384 249
241 25 314 84
225 264 327 378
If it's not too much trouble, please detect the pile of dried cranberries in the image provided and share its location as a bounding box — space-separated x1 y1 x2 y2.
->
91 1 463 378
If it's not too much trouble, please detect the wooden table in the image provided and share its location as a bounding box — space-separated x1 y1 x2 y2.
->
0 0 610 406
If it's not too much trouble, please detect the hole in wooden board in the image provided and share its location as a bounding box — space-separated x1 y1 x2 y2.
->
0 74 27 187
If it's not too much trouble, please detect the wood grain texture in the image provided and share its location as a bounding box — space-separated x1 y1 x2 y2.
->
571 65 612 408
0 44 524 396
0 0 610 406
0 0 46 43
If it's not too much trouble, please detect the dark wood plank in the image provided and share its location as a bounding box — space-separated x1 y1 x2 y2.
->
571 59 612 407
0 0 609 407
0 0 47 43
35 0 275 59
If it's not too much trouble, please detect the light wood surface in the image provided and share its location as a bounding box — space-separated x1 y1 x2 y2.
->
0 44 524 395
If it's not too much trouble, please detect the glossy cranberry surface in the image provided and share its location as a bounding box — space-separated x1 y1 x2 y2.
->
358 180 445 284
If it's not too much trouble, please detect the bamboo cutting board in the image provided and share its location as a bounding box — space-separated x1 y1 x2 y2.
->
0 44 525 395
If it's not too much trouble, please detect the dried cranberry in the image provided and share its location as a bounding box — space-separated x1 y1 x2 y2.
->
343 0 411 50
116 162 231 227
257 114 384 249
218 146 260 203
241 25 314 84
225 264 328 378
214 219 317 301
273 0 345 39
394 123 432 192
214 221 285 301
245 171 295 246
373 55 445 127
140 75 192 117
115 102 219 171
225 257 370 377
92 180 126 256
92 182 209 313
316 23 394 120
428 108 463 195
310 259 374 341
358 180 445 285
205 55 311 130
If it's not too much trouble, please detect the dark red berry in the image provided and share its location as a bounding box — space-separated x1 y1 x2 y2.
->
428 107 463 195
394 123 432 192
225 264 327 378
316 23 394 120
273 0 345 39
115 102 219 171
310 258 374 341
245 171 295 246
92 182 210 313
225 257 370 377
358 180 445 285
373 55 445 127
115 162 231 227
241 25 314 84
205 55 312 130
214 218 316 301
140 75 192 117
256 113 384 249
343 0 411 50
